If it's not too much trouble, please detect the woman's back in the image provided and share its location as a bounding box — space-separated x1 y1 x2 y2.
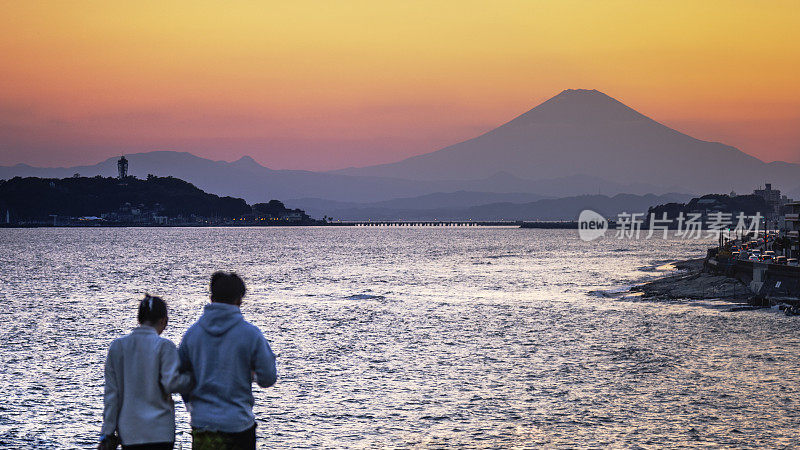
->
100 297 191 448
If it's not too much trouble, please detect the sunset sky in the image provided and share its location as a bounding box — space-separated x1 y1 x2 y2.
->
1 1 799 170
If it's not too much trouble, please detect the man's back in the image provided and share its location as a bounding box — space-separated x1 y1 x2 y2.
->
179 302 277 433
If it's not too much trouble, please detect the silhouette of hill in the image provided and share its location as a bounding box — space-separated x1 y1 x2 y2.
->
648 194 769 221
335 89 799 193
3 89 796 201
286 191 550 214
0 175 320 225
0 151 688 203
0 152 443 203
288 192 692 221
0 175 250 219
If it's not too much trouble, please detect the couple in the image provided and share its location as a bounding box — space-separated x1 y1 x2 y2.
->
100 272 277 449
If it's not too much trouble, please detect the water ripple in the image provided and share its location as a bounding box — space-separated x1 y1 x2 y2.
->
1 228 797 447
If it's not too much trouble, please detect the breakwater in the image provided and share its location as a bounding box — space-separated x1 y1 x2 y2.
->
327 220 522 226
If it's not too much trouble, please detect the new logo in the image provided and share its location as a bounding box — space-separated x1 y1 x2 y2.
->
578 209 608 241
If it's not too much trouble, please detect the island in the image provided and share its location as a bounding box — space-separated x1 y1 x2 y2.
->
0 175 323 226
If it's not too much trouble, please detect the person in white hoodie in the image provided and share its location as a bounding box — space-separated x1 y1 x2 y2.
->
99 295 193 450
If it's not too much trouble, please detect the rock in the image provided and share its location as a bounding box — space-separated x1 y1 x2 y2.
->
632 259 750 301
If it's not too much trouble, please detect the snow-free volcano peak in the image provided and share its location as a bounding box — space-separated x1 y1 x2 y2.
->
502 89 649 128
334 89 783 192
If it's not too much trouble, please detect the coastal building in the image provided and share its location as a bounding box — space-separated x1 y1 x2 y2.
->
785 201 800 258
285 212 304 222
753 183 787 220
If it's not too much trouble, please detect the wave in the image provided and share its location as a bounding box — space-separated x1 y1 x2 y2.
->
345 294 386 301
587 285 635 298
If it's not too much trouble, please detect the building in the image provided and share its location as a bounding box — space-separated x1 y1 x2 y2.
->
285 212 304 222
753 183 786 220
786 201 800 258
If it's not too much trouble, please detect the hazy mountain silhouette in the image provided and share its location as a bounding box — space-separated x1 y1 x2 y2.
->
288 192 692 221
284 191 551 217
3 89 795 203
0 151 688 203
0 152 452 203
335 89 798 193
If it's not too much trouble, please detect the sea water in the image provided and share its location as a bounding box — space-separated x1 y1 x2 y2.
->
2 227 799 448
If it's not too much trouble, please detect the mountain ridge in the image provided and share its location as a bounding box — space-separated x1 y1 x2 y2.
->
0 150 692 203
287 192 694 221
333 89 784 193
2 89 797 202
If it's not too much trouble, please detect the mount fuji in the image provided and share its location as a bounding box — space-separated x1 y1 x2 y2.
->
336 89 798 194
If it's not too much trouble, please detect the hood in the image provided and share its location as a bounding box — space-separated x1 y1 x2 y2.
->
198 303 244 336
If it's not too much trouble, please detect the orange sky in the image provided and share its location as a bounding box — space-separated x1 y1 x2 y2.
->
1 0 799 169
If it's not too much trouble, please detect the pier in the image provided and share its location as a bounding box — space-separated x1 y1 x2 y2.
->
327 220 523 227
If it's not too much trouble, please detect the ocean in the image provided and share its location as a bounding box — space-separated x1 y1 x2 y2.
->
2 227 799 448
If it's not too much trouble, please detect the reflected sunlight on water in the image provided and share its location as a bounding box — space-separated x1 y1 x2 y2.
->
2 227 799 448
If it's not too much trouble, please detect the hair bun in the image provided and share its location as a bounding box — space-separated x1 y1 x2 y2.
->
138 294 167 324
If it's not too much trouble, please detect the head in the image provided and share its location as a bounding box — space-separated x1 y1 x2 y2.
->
210 271 247 306
138 294 168 334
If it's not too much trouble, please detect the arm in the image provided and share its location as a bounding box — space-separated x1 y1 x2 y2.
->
177 336 192 374
252 334 277 388
160 340 193 395
177 335 194 404
100 341 120 437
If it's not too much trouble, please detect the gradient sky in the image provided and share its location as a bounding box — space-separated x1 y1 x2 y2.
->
1 1 799 170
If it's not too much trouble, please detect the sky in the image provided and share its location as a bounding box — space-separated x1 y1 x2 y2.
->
1 0 799 170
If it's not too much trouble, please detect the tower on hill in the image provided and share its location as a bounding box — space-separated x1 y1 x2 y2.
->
117 156 128 179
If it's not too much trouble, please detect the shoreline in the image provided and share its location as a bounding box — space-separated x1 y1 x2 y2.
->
0 222 525 229
631 258 752 303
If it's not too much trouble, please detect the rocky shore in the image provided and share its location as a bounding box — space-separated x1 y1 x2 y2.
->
631 258 752 302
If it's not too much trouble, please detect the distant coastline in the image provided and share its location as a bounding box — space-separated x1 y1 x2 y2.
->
0 220 525 228
0 174 323 227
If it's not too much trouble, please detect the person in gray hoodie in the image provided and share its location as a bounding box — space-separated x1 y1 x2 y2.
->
178 271 277 450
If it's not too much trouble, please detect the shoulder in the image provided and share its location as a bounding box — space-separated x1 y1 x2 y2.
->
157 336 178 351
240 320 271 345
181 321 202 339
241 319 265 336
109 334 128 350
106 335 128 360
178 321 207 350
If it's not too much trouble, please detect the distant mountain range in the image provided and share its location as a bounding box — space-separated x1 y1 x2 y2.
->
2 88 797 220
284 191 549 219
286 192 692 221
336 89 800 194
0 152 440 204
0 151 686 204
